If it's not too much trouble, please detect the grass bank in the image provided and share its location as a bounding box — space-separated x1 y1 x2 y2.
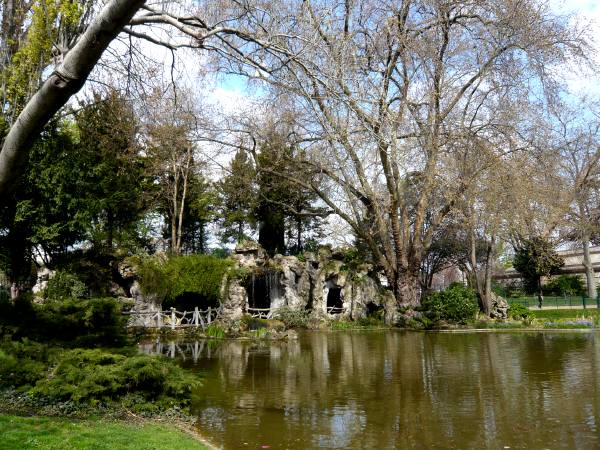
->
0 414 211 449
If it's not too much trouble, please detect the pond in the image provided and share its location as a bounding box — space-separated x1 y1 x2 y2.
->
142 331 600 449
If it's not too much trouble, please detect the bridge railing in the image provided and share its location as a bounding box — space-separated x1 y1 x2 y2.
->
247 307 272 319
125 306 219 330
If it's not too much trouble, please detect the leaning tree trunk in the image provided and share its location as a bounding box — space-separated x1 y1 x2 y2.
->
0 0 146 196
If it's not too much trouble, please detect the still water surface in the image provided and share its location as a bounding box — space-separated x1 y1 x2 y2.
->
147 331 600 449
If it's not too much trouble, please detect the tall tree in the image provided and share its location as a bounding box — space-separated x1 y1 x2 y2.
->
144 88 199 256
217 149 257 244
75 89 147 251
165 0 589 306
551 102 600 299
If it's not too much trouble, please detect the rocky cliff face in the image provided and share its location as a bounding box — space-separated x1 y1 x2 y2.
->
221 244 397 324
125 243 397 327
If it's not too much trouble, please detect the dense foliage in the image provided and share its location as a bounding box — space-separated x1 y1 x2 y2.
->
136 254 233 307
0 340 199 412
0 296 127 346
513 237 564 295
31 349 198 408
544 275 586 297
421 284 479 324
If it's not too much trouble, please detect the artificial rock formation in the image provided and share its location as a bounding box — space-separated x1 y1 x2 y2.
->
489 292 509 319
221 243 396 324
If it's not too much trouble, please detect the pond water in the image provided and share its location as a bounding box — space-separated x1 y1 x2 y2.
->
143 331 600 449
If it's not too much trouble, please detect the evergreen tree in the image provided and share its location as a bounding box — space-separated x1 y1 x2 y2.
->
75 90 148 251
255 132 326 256
513 237 564 308
217 149 257 243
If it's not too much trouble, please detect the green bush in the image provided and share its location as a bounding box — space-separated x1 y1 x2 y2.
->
0 339 50 389
508 303 531 320
421 284 478 324
1 297 126 346
330 319 353 330
204 323 226 338
30 349 199 408
544 275 585 296
45 271 88 300
273 307 309 328
136 255 232 306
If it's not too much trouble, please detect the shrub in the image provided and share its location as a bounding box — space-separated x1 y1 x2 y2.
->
273 307 309 328
45 271 88 300
421 284 478 324
508 303 531 320
136 254 233 306
30 349 199 408
0 339 50 389
544 275 585 296
2 297 127 346
204 323 226 338
330 319 353 330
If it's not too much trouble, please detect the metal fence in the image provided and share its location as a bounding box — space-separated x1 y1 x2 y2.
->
507 296 600 310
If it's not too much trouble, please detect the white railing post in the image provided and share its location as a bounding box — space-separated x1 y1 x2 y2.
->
171 307 176 330
208 306 212 324
194 307 199 327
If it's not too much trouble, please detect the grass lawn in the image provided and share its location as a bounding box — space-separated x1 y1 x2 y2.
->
0 415 212 450
529 309 600 320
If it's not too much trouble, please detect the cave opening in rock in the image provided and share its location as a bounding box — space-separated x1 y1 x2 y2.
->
365 301 380 316
327 287 343 309
245 273 273 309
163 292 219 311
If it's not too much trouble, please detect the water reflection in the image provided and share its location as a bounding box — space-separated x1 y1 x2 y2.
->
141 331 600 449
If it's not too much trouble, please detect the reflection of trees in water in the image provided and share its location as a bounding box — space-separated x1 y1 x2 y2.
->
145 332 600 449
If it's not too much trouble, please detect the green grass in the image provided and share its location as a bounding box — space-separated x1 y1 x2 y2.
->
0 415 210 450
529 309 600 320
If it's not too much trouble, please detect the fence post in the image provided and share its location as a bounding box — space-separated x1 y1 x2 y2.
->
194 307 199 327
208 306 212 324
171 307 176 330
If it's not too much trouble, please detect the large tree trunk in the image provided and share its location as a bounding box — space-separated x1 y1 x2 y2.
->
396 268 421 308
0 0 146 196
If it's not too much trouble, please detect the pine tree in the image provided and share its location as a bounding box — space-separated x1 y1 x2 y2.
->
217 150 257 243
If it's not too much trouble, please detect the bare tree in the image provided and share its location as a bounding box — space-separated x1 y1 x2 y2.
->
143 86 200 255
146 0 589 306
552 101 600 299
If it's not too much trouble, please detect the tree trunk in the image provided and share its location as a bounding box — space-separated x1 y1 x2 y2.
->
537 277 544 309
582 231 597 300
0 0 146 196
396 268 421 308
296 215 302 252
481 237 495 316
